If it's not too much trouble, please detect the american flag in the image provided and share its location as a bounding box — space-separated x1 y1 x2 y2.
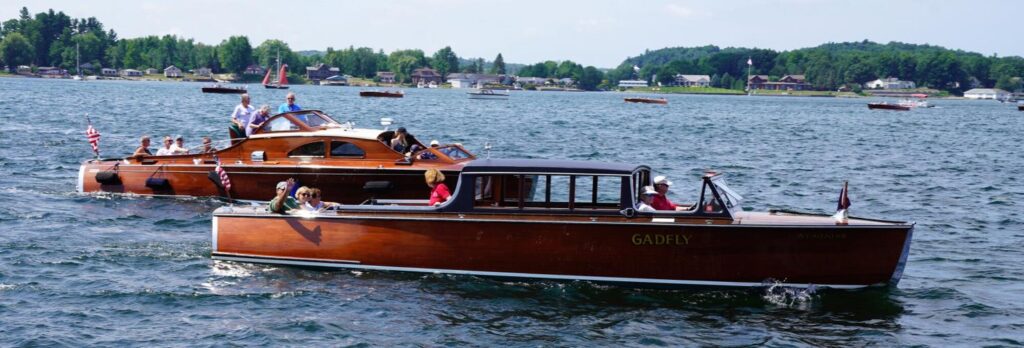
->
85 123 100 156
215 159 232 192
836 181 851 211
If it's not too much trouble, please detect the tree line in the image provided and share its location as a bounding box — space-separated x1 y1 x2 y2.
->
606 42 1024 93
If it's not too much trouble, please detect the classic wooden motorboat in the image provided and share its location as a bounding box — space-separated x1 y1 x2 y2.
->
202 84 247 94
468 89 509 100
212 159 914 289
78 110 473 203
624 97 668 104
868 102 911 111
359 90 404 98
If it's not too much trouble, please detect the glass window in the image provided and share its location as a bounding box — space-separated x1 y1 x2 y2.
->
265 117 301 132
439 146 471 160
330 141 365 157
303 114 334 128
288 142 325 157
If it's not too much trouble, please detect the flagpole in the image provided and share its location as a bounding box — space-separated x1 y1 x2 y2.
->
746 56 752 95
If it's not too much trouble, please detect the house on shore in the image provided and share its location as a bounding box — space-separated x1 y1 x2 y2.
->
748 74 811 91
411 68 442 85
618 79 649 88
164 65 183 78
865 77 915 89
193 67 212 77
306 63 340 82
516 77 550 86
120 69 143 78
101 68 118 77
78 62 95 75
16 65 32 74
37 66 68 78
244 64 265 76
144 68 159 75
446 73 503 88
963 88 1012 100
675 74 711 87
376 71 396 83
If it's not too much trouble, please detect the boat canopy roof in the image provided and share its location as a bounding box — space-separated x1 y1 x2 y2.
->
463 159 647 175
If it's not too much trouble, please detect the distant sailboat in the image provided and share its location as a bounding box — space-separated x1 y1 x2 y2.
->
263 51 289 89
72 42 83 81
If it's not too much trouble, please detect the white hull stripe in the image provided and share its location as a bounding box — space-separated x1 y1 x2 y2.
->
211 253 874 289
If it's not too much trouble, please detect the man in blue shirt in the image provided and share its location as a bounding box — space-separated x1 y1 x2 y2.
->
277 92 301 114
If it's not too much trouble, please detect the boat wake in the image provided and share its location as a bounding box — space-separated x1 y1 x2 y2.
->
761 279 817 308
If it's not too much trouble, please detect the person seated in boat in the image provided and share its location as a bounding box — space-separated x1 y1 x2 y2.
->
637 185 658 212
652 176 687 211
171 135 189 155
201 136 217 153
269 179 299 214
294 186 312 211
425 169 450 206
390 127 411 153
132 135 152 157
304 188 337 212
418 140 441 159
230 94 255 139
155 136 175 156
247 105 271 135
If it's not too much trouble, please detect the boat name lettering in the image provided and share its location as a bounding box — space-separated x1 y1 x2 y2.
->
631 233 690 246
797 232 847 239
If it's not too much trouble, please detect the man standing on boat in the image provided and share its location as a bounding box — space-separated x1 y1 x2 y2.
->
652 176 687 211
277 92 301 114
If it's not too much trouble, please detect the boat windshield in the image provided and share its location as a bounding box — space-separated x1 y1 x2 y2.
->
710 177 744 210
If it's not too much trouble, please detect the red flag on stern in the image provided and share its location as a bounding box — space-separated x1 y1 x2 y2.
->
215 158 232 192
86 123 100 157
832 181 851 223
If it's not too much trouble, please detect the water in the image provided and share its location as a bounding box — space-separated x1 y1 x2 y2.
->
2 78 1022 346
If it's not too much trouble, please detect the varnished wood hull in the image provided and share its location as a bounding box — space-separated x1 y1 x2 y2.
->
201 87 246 94
264 84 289 89
359 91 403 98
868 103 910 111
212 210 913 288
78 162 460 203
624 98 667 104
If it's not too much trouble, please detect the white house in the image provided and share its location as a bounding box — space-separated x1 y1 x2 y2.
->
144 68 159 75
675 74 711 87
164 65 183 78
120 69 143 77
516 76 549 86
864 77 916 89
618 80 648 88
101 68 118 76
447 73 503 88
963 88 1011 100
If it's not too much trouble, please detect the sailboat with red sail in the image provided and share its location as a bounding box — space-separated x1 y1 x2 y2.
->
263 51 289 89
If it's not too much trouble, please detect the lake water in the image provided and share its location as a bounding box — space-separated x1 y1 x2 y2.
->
1 78 1022 346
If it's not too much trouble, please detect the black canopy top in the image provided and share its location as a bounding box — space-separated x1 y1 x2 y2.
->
463 159 647 175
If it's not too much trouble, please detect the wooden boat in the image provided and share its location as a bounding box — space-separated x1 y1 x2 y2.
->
202 84 247 94
867 102 911 111
78 110 473 203
468 89 509 100
263 52 289 89
211 159 914 289
360 90 404 98
624 97 668 104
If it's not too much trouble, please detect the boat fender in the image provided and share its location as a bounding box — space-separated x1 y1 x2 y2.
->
145 177 170 189
207 170 224 189
619 207 637 218
363 181 393 194
95 171 121 185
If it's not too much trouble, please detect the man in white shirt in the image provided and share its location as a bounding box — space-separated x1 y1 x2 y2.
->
170 135 189 155
155 136 175 156
637 185 658 212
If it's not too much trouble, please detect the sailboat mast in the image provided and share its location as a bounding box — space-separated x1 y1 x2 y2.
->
76 42 81 77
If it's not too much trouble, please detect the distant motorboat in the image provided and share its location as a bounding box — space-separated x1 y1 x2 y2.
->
202 84 247 94
360 90 404 98
468 89 509 100
624 97 668 105
868 102 911 111
1018 105 1023 111
72 75 83 81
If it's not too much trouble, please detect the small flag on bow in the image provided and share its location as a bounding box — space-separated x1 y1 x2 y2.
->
215 156 232 192
85 117 101 157
747 57 753 66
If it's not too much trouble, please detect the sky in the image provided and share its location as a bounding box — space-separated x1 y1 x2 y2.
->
2 0 1021 68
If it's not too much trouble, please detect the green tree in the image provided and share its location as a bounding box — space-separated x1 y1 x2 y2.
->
0 32 34 70
430 46 458 80
217 35 252 73
576 66 604 91
491 53 505 74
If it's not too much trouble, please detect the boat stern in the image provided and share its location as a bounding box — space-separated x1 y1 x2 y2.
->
887 223 915 286
76 162 86 193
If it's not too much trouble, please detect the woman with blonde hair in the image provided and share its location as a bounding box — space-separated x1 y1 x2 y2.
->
424 168 450 206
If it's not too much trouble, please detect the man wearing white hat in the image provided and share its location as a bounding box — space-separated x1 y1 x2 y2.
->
652 175 686 211
269 178 299 214
637 185 658 212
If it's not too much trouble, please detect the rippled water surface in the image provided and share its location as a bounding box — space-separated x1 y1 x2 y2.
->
1 78 1022 346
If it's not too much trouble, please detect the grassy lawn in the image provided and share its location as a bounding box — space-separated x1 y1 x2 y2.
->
627 86 745 95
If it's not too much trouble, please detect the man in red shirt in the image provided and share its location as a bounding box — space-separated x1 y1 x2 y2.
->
651 175 687 211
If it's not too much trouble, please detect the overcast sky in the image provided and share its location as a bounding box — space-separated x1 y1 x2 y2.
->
2 0 1021 68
